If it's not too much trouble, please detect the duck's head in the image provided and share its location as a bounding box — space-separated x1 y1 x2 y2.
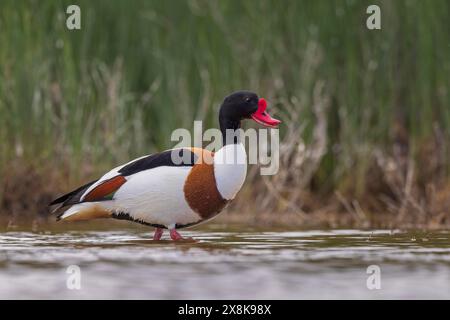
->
219 91 281 130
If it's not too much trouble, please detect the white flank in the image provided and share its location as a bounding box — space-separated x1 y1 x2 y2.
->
111 166 201 226
213 143 247 200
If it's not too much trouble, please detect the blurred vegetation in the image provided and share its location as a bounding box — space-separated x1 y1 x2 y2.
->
0 0 449 227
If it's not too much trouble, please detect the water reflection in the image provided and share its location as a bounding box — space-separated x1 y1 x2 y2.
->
0 228 449 299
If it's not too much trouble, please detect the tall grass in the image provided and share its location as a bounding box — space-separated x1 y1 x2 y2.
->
0 0 449 207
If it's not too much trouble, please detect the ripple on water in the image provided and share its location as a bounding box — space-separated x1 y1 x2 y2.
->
0 229 449 299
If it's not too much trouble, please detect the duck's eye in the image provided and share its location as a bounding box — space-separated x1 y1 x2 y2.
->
245 97 251 103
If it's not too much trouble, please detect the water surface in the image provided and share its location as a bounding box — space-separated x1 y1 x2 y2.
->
0 228 449 299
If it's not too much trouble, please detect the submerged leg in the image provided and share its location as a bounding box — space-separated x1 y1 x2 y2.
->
153 227 164 240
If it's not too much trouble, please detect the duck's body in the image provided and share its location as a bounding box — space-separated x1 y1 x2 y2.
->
50 91 279 240
53 145 246 232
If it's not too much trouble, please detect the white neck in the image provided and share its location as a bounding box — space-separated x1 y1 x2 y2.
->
213 143 247 200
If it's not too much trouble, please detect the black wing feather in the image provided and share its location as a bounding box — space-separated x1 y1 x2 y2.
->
118 149 197 176
49 179 97 207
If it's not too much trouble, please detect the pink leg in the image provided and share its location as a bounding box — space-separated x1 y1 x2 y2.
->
169 228 184 241
169 228 196 242
153 228 164 240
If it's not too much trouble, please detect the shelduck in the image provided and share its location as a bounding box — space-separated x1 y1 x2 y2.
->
50 91 281 240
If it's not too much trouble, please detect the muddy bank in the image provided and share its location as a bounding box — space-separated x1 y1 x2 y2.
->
1 160 449 231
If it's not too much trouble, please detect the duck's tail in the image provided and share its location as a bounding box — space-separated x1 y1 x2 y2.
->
56 203 112 221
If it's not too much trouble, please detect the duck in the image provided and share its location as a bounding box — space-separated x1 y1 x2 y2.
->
49 91 281 240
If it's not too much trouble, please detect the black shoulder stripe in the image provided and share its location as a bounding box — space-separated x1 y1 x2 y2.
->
118 149 197 176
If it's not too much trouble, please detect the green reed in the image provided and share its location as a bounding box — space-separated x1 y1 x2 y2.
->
0 0 448 192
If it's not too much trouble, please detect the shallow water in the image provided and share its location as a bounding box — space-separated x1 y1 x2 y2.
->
0 227 449 299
